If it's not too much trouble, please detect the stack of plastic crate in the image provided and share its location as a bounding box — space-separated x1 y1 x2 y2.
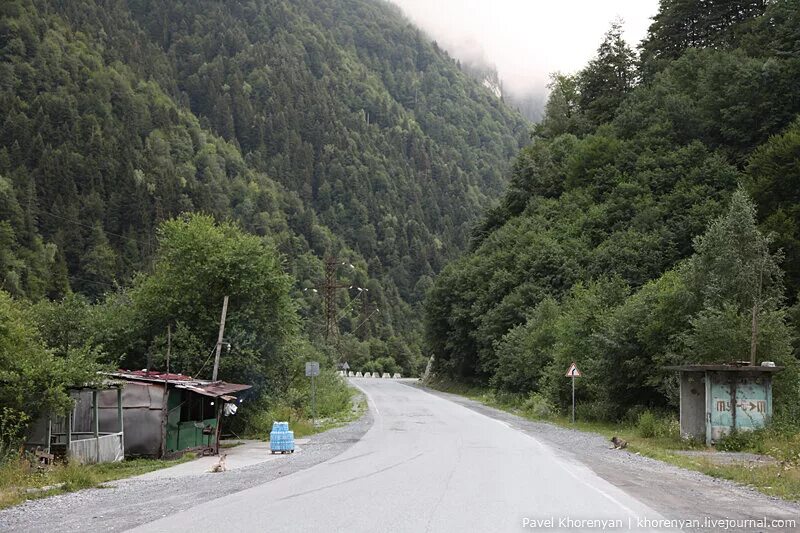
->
269 421 295 454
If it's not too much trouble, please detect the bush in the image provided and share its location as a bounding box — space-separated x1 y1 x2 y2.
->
522 393 555 419
637 410 678 439
491 390 525 409
241 371 353 438
242 402 313 438
716 429 766 453
575 400 618 422
0 409 29 464
622 405 649 426
637 411 659 438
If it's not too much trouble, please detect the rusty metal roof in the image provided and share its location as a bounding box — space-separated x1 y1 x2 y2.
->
106 370 252 398
117 369 194 382
174 382 252 398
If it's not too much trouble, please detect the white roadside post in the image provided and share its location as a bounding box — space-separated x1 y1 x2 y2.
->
565 362 582 423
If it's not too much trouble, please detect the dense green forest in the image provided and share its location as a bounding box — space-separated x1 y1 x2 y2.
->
0 0 528 447
425 0 800 424
0 1 526 349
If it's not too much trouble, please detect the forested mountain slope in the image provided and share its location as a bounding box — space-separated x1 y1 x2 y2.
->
425 0 800 421
0 0 527 356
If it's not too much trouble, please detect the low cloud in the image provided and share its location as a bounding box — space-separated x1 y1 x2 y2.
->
389 0 659 100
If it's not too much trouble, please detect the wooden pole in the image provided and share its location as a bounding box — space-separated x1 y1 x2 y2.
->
212 296 229 382
117 386 125 459
46 416 52 455
166 324 171 375
160 384 168 458
65 404 72 461
751 259 765 366
750 303 759 366
214 401 223 455
93 390 100 463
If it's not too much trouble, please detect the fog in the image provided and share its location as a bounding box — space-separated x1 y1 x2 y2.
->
389 0 660 109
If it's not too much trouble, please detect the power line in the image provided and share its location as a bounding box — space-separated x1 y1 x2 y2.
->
337 287 366 321
351 308 380 335
37 209 150 247
68 275 121 290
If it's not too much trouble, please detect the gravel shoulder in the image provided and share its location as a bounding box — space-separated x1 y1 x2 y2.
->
412 383 800 529
0 400 372 533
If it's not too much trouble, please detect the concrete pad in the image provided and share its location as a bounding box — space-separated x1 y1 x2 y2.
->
133 439 308 480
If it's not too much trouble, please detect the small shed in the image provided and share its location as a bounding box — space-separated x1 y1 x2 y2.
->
26 381 125 464
106 370 251 458
666 363 783 445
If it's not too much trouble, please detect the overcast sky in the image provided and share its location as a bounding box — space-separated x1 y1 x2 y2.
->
388 0 660 98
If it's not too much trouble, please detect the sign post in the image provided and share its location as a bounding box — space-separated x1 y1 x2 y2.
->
565 362 582 423
305 362 320 426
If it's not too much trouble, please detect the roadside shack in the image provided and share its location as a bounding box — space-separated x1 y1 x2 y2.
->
25 381 125 464
666 363 783 446
106 370 251 458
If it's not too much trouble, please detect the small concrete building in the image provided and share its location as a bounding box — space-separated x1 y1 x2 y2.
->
667 363 783 445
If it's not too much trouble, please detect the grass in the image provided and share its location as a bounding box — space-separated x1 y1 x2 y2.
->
292 386 367 436
426 379 800 501
243 381 367 441
0 453 195 510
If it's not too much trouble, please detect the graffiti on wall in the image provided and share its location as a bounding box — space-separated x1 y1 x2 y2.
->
714 399 766 414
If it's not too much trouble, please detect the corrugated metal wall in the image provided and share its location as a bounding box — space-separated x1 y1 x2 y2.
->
99 382 165 457
69 433 124 464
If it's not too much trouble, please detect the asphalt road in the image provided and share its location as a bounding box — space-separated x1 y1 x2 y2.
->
132 379 672 532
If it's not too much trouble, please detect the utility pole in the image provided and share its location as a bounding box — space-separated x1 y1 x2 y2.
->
212 295 229 382
750 257 766 366
359 290 372 339
322 257 350 342
166 324 171 374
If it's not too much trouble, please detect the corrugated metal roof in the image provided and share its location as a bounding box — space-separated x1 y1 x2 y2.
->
174 382 252 398
106 370 252 398
116 370 194 382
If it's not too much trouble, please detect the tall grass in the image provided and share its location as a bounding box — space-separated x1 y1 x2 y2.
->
0 454 196 510
242 371 357 439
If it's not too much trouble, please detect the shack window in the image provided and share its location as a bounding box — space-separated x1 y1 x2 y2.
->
178 393 215 421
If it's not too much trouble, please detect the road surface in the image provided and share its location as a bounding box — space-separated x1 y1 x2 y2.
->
133 379 671 532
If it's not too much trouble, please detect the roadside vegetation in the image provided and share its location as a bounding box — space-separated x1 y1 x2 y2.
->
243 374 366 439
423 0 800 502
0 214 362 507
0 454 195 510
428 380 800 501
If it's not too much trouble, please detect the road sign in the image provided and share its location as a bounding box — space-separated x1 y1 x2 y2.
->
565 362 582 424
305 361 320 377
565 362 582 378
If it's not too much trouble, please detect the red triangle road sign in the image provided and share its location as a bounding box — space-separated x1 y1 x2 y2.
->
565 362 582 377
